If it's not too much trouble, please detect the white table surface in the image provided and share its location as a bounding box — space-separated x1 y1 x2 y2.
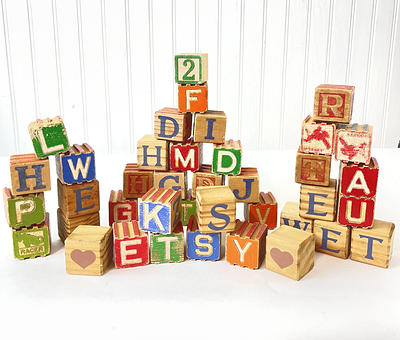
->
1 148 399 340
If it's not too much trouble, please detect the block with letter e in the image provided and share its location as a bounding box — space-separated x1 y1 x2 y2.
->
245 191 277 230
178 83 207 113
108 190 137 225
123 163 154 199
280 201 313 233
212 140 242 175
175 53 208 84
170 138 202 172
150 222 185 264
154 108 192 142
295 150 331 187
314 220 351 259
193 111 226 144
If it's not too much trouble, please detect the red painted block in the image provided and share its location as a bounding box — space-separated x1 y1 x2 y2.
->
178 83 208 113
300 115 335 155
109 190 137 226
338 195 375 228
245 192 277 230
170 138 203 172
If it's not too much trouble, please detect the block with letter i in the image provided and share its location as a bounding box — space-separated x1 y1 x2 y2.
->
181 189 196 226
228 167 259 203
295 150 331 187
178 83 208 113
280 202 313 233
154 108 192 142
123 163 154 199
212 140 242 175
137 135 169 171
192 164 224 197
175 53 208 84
108 190 137 225
150 222 185 264
193 110 226 144
170 138 202 172
314 220 351 259
300 115 335 155
245 192 278 230
154 171 187 199
113 221 149 269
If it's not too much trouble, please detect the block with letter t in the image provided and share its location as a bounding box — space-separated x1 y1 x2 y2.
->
137 135 169 171
295 150 331 187
181 189 196 226
170 138 202 172
123 163 154 199
175 53 208 84
154 108 192 142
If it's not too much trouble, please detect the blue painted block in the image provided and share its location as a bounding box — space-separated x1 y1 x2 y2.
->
186 230 220 261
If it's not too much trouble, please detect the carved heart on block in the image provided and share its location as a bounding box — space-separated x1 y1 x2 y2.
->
71 249 96 269
270 248 293 269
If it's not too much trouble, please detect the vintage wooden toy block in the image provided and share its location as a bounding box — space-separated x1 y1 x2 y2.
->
245 192 278 230
28 116 70 158
108 190 137 225
192 164 224 197
300 115 335 155
313 84 354 124
10 153 51 195
170 139 203 172
137 135 169 171
154 171 187 199
295 150 331 186
314 220 351 259
196 186 236 233
300 179 337 221
154 108 192 142
265 225 315 281
113 221 149 269
280 201 313 233
181 190 196 226
150 222 185 263
55 143 95 185
226 220 268 269
350 219 395 268
58 208 100 243
12 213 50 260
212 140 242 175
3 188 45 229
186 215 220 261
175 53 208 84
178 83 208 113
193 111 226 144
337 195 375 228
335 124 373 164
65 225 113 276
138 187 181 234
57 179 100 218
123 163 154 199
228 167 259 203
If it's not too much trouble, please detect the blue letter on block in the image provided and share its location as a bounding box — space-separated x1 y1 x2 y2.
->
15 165 46 192
142 146 162 166
282 218 311 232
187 231 220 261
306 193 328 216
204 118 216 141
232 179 254 200
208 204 230 231
62 153 95 184
157 116 179 138
74 187 94 213
359 234 383 260
139 201 171 234
320 228 341 253
159 175 181 192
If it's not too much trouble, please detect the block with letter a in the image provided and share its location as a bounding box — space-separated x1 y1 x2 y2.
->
178 83 208 113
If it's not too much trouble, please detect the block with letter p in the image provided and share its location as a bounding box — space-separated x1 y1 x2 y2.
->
245 192 277 230
212 140 242 175
108 190 137 225
154 108 192 142
228 167 259 203
178 83 208 113
170 138 202 172
175 53 208 84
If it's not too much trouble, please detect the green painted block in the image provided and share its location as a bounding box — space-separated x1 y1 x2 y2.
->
212 145 242 175
175 54 208 84
181 199 196 226
150 227 184 264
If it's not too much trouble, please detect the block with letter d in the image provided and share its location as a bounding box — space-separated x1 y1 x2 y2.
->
245 192 278 230
175 53 208 84
228 167 259 203
212 140 242 175
108 190 137 226
154 108 192 142
178 83 208 113
170 138 202 172
151 221 185 264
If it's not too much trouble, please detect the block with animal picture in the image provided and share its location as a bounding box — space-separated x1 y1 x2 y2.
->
192 164 224 197
154 171 187 199
181 189 196 226
137 135 169 171
178 83 208 113
170 138 202 172
193 111 226 144
212 140 242 175
175 53 208 84
300 115 335 155
108 190 137 226
154 108 192 142
123 163 154 199
150 222 185 264
244 192 277 230
280 201 313 233
228 167 259 203
314 220 351 259
295 150 331 186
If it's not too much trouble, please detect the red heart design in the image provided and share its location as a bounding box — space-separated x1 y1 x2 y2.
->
71 249 96 269
270 248 294 269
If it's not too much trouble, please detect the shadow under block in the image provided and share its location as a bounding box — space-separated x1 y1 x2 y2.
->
178 83 208 113
181 190 196 226
138 187 181 234
170 139 203 172
150 222 184 264
175 53 208 84
3 188 45 229
300 115 335 155
57 179 100 218
108 190 137 226
154 171 187 199
226 220 268 269
55 143 95 184
314 220 351 259
228 167 259 203
196 186 236 233
65 225 113 276
192 164 224 197
300 179 337 221
28 116 70 158
265 226 315 281
10 154 51 195
280 202 313 233
123 163 154 199
113 221 149 268
154 108 192 142
350 219 395 268
295 150 331 186
245 192 278 230
193 111 227 144
212 140 242 175
137 135 169 171
313 84 354 124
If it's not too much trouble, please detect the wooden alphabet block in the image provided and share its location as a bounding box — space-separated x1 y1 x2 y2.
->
295 150 331 186
154 108 192 142
314 220 351 259
55 143 95 184
170 138 203 172
212 140 242 175
137 135 169 171
186 215 220 261
181 190 196 226
113 221 149 268
123 163 154 199
265 226 315 281
313 84 354 124
350 219 395 268
192 164 224 197
226 220 268 269
300 179 337 221
196 186 236 233
335 124 373 164
138 187 181 234
3 188 45 229
28 116 70 158
178 83 208 113
193 111 226 144
65 225 113 276
154 171 187 199
228 167 259 203
150 222 185 263
108 190 137 226
280 201 313 233
10 154 51 195
337 195 375 228
245 192 278 230
300 115 335 155
175 53 208 84
57 179 100 218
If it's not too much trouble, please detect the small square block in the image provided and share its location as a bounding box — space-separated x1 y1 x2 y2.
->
228 167 259 203
192 164 224 197
175 53 208 84
337 194 375 228
113 221 149 268
280 201 313 233
212 140 242 175
154 171 187 199
245 192 278 230
193 111 227 144
154 108 192 142
28 116 70 158
123 163 154 199
55 143 95 185
10 153 51 195
265 226 315 281
108 190 137 226
181 190 196 226
170 138 203 172
137 135 169 171
313 84 354 124
178 83 208 113
150 222 185 263
295 150 331 186
350 219 395 268
314 220 351 259
300 115 335 155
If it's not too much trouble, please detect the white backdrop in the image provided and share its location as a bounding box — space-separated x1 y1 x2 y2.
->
0 0 399 156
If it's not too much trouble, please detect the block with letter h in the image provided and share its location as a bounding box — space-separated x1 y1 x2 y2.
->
212 140 242 175
170 138 202 172
151 221 185 264
154 171 187 199
245 192 278 230
123 163 154 199
154 108 192 142
137 135 169 171
178 83 207 113
228 167 259 203
108 190 137 226
193 110 226 144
